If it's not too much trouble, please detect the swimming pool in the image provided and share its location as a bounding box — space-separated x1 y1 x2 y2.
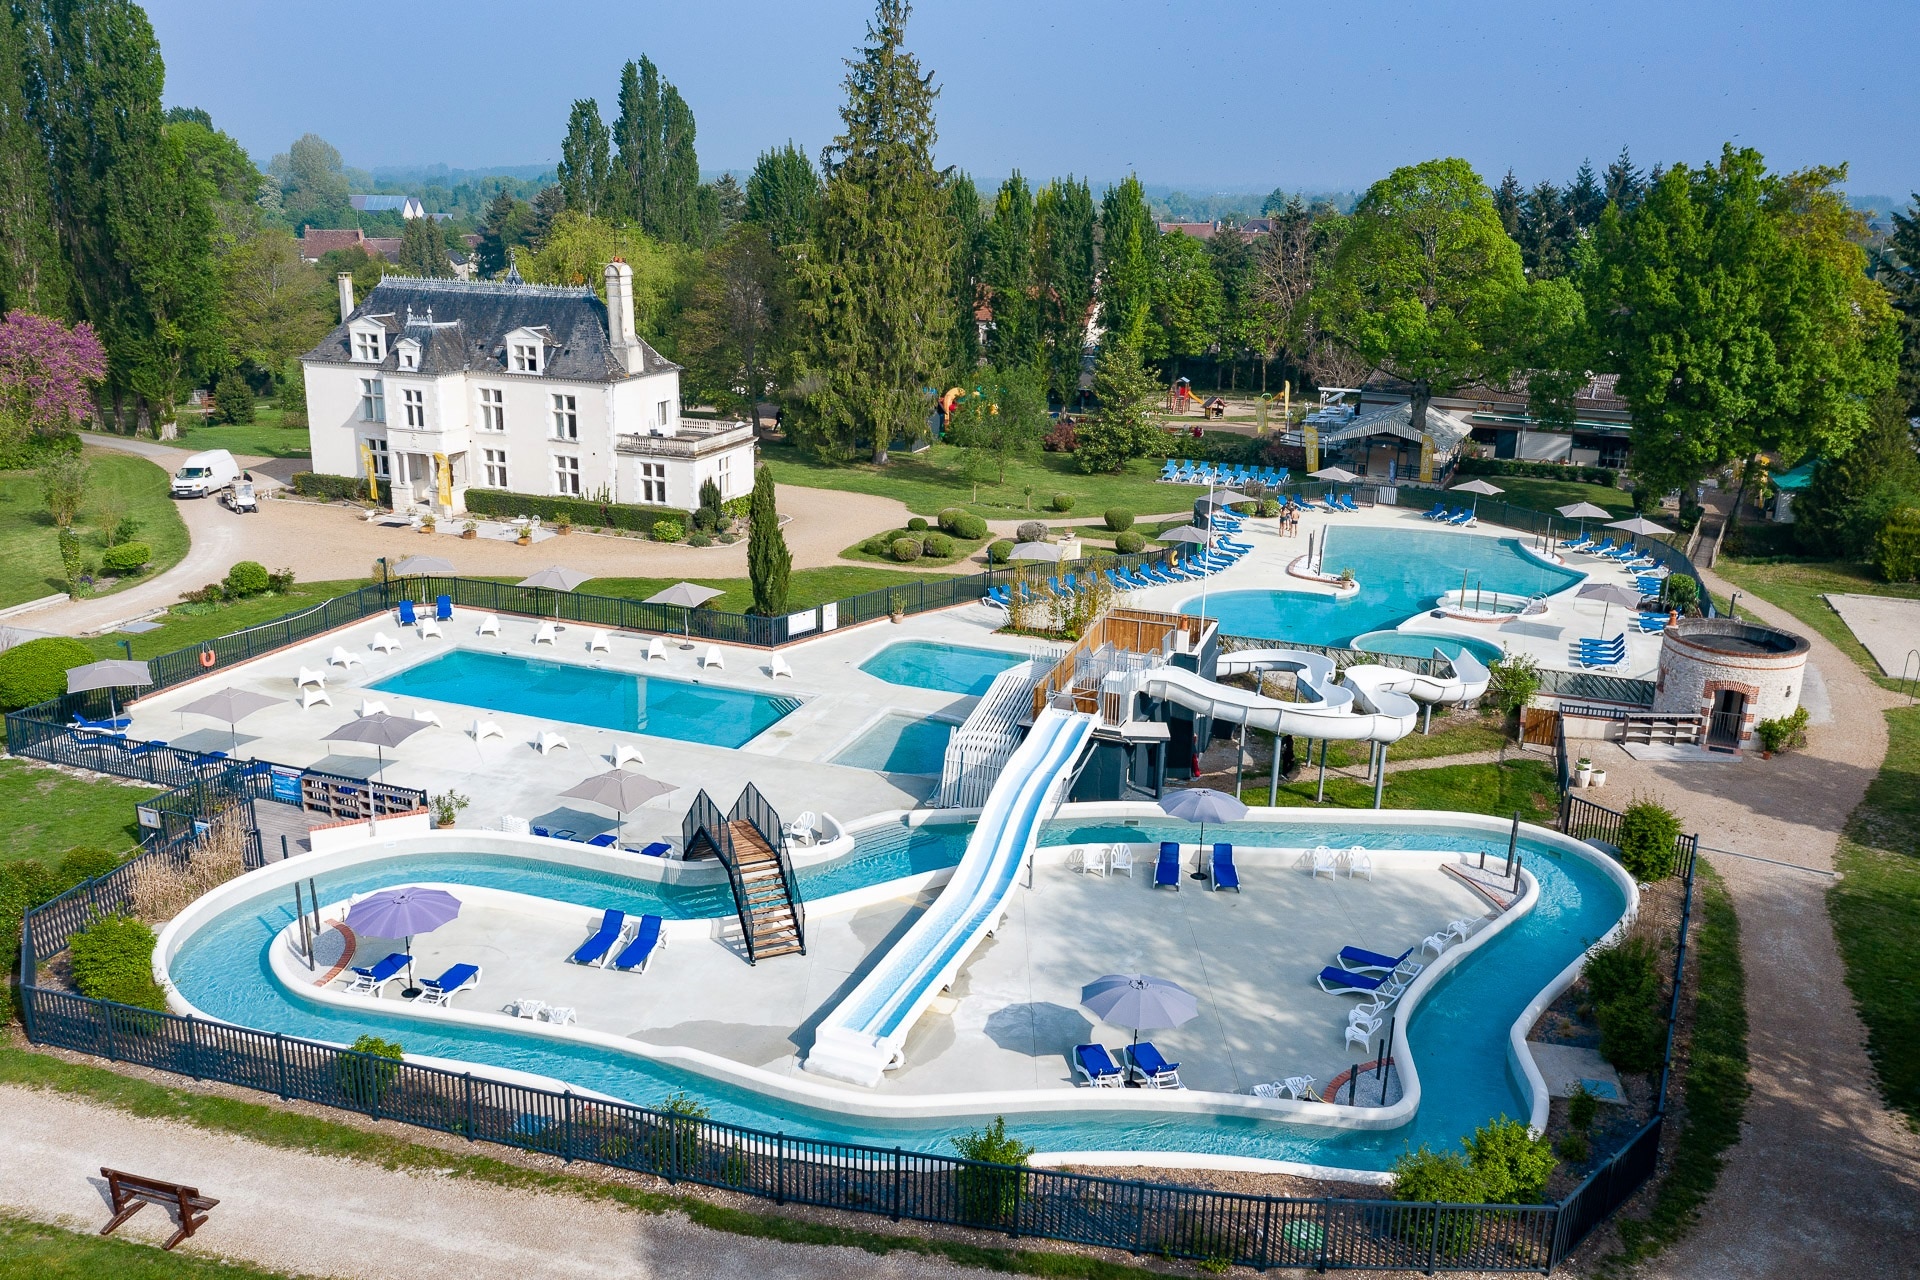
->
369 650 799 749
1183 525 1582 647
1352 631 1507 665
165 811 1627 1172
830 713 954 775
859 640 1027 696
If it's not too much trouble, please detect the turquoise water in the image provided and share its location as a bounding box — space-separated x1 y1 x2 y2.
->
831 713 954 775
860 641 1026 696
1352 631 1507 665
369 650 797 749
1185 526 1583 646
168 815 1625 1170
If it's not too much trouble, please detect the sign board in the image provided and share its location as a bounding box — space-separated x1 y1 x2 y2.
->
360 443 379 504
136 805 160 830
820 602 838 633
269 765 301 806
1419 432 1435 483
1303 425 1320 475
434 451 452 506
786 608 817 638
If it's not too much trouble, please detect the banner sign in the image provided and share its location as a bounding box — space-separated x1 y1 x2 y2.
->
434 452 451 506
360 443 380 504
1303 425 1319 475
270 765 301 805
1419 432 1435 484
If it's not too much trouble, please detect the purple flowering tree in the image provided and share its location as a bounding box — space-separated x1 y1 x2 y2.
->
0 311 108 437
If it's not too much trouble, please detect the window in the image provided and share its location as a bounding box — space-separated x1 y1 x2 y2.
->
639 461 667 504
398 345 417 371
402 388 425 427
354 329 384 362
550 393 577 440
364 437 390 478
553 454 580 495
483 448 508 488
512 341 541 374
478 387 505 432
714 453 732 493
359 378 385 423
656 398 673 429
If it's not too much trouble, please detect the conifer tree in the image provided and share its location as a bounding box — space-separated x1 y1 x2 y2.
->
747 463 790 615
557 98 611 218
610 58 656 224
0 4 68 315
658 86 701 243
397 215 452 278
984 172 1036 369
1097 175 1154 349
745 142 820 250
1032 176 1094 404
945 173 987 374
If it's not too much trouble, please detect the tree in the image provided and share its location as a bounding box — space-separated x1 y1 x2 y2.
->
1792 393 1920 559
608 56 704 244
317 244 385 296
789 0 952 464
0 311 106 440
1032 177 1095 404
1566 159 1607 229
747 463 790 615
1518 181 1576 278
1492 170 1524 239
36 450 89 527
397 215 453 278
677 224 779 414
1884 194 1920 412
657 85 702 243
1098 175 1154 349
0 5 67 316
1254 196 1366 387
272 133 352 228
610 58 658 225
945 173 988 373
209 368 253 423
710 173 744 231
1603 147 1645 210
475 189 535 278
945 365 1045 482
519 212 696 338
218 225 331 376
983 172 1037 369
744 142 819 250
1073 340 1161 473
556 99 611 219
1146 230 1222 376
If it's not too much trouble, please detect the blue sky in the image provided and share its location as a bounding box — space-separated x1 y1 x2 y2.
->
147 0 1919 197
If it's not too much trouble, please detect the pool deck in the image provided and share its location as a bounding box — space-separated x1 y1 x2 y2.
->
312 844 1493 1102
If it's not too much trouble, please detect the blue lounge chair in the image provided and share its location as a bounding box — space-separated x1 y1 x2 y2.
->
1317 966 1395 995
1129 1041 1182 1088
1220 539 1254 555
1637 614 1669 633
568 910 627 967
985 585 1010 608
1074 1042 1125 1086
1338 494 1361 513
1155 842 1182 890
125 739 167 757
398 600 418 626
1424 503 1448 520
586 833 618 847
1338 944 1415 975
1448 509 1475 526
417 963 480 1007
1560 534 1595 550
1210 843 1239 892
611 914 665 973
71 713 132 732
345 952 409 996
435 594 453 621
1584 538 1616 557
635 841 672 858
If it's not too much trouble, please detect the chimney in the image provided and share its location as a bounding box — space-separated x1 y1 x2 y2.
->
337 272 355 323
604 259 642 374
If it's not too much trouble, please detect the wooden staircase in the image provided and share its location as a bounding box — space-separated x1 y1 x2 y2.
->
684 786 805 965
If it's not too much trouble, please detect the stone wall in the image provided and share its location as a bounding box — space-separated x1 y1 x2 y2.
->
1651 619 1810 748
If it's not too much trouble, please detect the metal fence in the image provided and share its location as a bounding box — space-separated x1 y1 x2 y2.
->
1535 668 1657 707
1219 632 1451 679
1456 498 1714 620
1558 792 1699 881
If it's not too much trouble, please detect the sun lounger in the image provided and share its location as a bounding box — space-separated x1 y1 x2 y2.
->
1129 1041 1182 1089
398 600 418 627
585 833 618 847
370 632 400 654
1584 538 1617 556
770 653 793 678
533 622 557 645
1339 494 1361 512
477 613 500 636
587 629 611 653
435 594 452 621
1317 966 1397 996
635 841 672 858
1073 1043 1125 1087
1154 842 1181 890
1210 843 1239 892
1448 509 1475 526
1338 944 1415 975
568 910 628 967
71 713 132 733
610 914 666 973
329 646 362 668
416 963 480 1007
1559 534 1594 550
344 952 409 997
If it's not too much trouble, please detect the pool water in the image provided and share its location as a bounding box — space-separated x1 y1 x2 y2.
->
831 713 954 775
1184 525 1582 646
167 814 1625 1172
1352 631 1507 666
369 650 798 749
859 641 1026 696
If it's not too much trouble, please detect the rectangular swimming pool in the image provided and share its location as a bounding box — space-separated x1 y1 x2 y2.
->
370 650 799 748
830 713 954 775
859 640 1026 696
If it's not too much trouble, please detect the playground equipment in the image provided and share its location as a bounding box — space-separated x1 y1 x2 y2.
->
1168 378 1227 419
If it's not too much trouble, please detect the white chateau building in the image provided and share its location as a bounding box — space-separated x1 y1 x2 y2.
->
301 263 755 515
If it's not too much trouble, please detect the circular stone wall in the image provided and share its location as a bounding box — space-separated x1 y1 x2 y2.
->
1652 618 1811 748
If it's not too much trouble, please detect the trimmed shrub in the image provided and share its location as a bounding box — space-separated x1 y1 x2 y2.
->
1390 1146 1485 1258
101 542 151 574
923 532 955 558
68 915 168 1011
691 506 717 532
1114 530 1145 555
1457 455 1618 487
291 472 369 502
987 539 1014 564
907 516 929 532
687 531 713 547
1616 797 1682 880
890 537 923 563
860 534 891 556
651 519 684 543
223 560 271 597
57 846 123 886
1016 520 1048 542
1872 507 1920 582
1464 1116 1556 1203
1567 1085 1599 1133
337 1034 406 1105
952 1116 1034 1227
1049 492 1074 513
0 635 95 711
1103 508 1135 532
936 507 965 533
463 488 684 535
951 512 989 540
0 859 59 978
209 370 256 424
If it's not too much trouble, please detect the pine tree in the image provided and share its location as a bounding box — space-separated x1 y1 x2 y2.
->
1603 147 1644 210
747 463 791 615
556 98 610 218
476 189 532 277
1098 175 1154 349
1073 339 1161 473
1492 170 1524 238
790 0 952 464
983 172 1036 369
710 173 744 230
945 173 987 374
1566 159 1606 228
397 215 452 278
1519 181 1575 277
745 142 820 250
658 85 701 243
609 58 656 224
1884 196 1920 412
1032 176 1094 405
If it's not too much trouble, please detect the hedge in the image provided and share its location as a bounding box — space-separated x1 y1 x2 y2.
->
463 488 686 533
291 471 369 501
101 542 151 574
1457 456 1618 487
68 915 169 1011
0 636 94 711
0 430 81 472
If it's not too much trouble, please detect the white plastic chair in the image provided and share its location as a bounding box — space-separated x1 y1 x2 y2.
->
1254 1075 1316 1100
1447 918 1476 942
612 742 645 767
329 646 362 668
645 636 667 662
1107 844 1134 878
769 653 793 679
1065 846 1086 872
1346 1013 1383 1052
535 731 569 755
533 622 557 646
476 613 501 636
587 629 611 653
1311 846 1337 880
472 719 505 741
1346 846 1373 880
784 810 820 846
1083 845 1107 878
295 666 326 689
299 686 332 709
510 998 547 1020
358 699 389 717
370 632 400 654
412 708 441 727
542 1006 576 1026
417 617 443 639
1422 932 1451 958
702 645 724 670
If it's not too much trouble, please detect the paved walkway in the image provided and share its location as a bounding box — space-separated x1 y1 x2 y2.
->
0 1083 973 1280
1585 565 1919 1278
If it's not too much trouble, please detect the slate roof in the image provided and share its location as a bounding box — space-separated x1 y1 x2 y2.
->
298 228 366 259
303 276 678 382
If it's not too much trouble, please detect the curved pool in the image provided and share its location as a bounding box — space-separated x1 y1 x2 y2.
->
859 640 1028 696
1184 525 1582 647
165 812 1627 1173
1352 631 1507 666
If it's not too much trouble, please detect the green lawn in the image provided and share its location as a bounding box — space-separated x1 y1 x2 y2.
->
1828 704 1920 1130
1241 756 1561 823
1712 557 1920 687
82 578 372 660
0 452 190 610
1316 707 1509 768
164 404 312 460
0 758 159 865
760 441 1200 521
1472 475 1639 523
0 1215 292 1279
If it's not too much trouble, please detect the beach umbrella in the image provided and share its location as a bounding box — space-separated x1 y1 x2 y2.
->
344 886 462 992
1200 490 1252 507
64 658 152 721
643 581 726 642
176 686 280 753
560 767 678 843
1308 465 1360 484
518 565 591 621
1449 477 1504 514
1081 973 1200 1046
391 555 456 578
1160 786 1249 852
1007 542 1064 563
1158 525 1212 545
1577 581 1645 640
1605 514 1671 541
1556 501 1611 538
322 712 429 775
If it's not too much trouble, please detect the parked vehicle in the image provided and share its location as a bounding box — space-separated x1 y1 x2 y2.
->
223 479 257 513
170 449 239 498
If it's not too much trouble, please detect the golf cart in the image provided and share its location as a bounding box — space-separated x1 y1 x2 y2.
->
223 478 258 513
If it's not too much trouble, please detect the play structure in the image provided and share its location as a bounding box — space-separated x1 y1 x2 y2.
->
1168 378 1227 419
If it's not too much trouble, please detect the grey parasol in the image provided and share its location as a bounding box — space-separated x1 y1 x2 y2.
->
64 658 152 721
1007 542 1064 563
1556 501 1612 538
1449 477 1504 514
1577 581 1646 641
559 768 679 843
1081 973 1200 1046
392 555 457 577
643 582 726 644
322 712 430 775
1605 515 1671 539
176 686 281 753
517 565 591 621
1308 465 1361 484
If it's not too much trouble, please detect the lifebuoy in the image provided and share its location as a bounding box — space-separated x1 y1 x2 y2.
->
199 650 216 669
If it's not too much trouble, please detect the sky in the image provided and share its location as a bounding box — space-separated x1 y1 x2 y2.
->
145 0 1920 199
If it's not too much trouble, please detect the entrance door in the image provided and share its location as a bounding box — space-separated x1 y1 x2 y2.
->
1706 690 1747 748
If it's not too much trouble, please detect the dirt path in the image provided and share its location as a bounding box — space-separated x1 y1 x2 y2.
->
0 1083 970 1280
1583 566 1920 1277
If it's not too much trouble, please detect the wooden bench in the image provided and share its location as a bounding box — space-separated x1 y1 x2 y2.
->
98 1167 219 1250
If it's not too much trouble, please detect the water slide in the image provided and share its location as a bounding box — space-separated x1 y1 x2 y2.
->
805 707 1096 1088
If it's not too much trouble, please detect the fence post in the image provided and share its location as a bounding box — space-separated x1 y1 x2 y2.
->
464 1073 475 1139
564 1091 575 1163
184 1015 200 1080
775 1134 787 1205
99 997 116 1061
275 1032 289 1099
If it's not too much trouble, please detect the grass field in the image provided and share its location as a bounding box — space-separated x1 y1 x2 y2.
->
0 758 159 864
1242 756 1561 822
0 1215 292 1279
166 404 312 460
1712 556 1920 687
0 452 190 610
1317 706 1508 768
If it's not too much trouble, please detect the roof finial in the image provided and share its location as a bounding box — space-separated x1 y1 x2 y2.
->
504 249 524 286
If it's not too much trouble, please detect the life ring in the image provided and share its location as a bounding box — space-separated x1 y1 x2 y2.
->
199 649 216 669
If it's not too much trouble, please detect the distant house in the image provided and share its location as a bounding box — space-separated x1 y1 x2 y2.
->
298 228 369 263
350 194 427 219
363 237 405 264
1156 219 1272 243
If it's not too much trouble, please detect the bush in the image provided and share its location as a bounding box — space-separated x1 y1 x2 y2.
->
209 370 256 424
936 507 964 533
100 542 151 574
1042 418 1078 452
1457 455 1617 487
68 915 168 1011
951 1116 1034 1226
1756 706 1810 754
691 506 717 532
1555 1131 1590 1163
907 516 929 532
1103 508 1134 531
859 534 891 556
462 488 685 536
1258 497 1281 517
1597 991 1669 1074
1584 934 1661 1008
290 472 369 502
1567 1084 1599 1133
0 428 79 472
951 512 988 540
1016 520 1048 542
923 533 954 558
651 519 684 543
223 560 271 597
0 860 59 978
1390 1146 1486 1258
987 539 1014 564
687 531 713 547
336 1034 405 1105
0 635 95 711
1050 492 1074 512
1873 507 1920 582
1464 1116 1556 1204
1114 530 1145 555
890 537 923 563
1663 573 1699 615
1616 797 1682 880
58 846 123 886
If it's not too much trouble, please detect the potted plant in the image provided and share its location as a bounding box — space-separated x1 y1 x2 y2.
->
515 523 533 546
556 514 572 535
1574 757 1593 788
430 790 469 829
419 513 436 533
461 519 478 540
888 590 908 623
1589 767 1607 788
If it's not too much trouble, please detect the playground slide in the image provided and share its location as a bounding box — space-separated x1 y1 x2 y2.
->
805 708 1096 1088
1144 659 1417 745
1220 646 1491 710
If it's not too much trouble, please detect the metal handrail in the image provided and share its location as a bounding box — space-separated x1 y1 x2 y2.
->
683 790 756 962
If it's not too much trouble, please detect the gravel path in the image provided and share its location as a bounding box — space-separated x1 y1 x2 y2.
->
0 1084 972 1280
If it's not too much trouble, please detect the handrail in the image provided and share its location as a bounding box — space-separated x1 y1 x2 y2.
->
729 782 804 956
683 790 756 962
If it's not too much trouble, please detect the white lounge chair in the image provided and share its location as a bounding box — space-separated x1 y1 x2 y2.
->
295 666 326 689
1253 1075 1317 1100
509 998 547 1020
370 632 400 654
702 645 724 669
645 636 667 662
612 742 645 767
1107 844 1134 878
587 629 611 653
769 653 793 679
1422 932 1452 957
417 617 443 639
784 811 820 847
1311 846 1338 880
472 719 506 741
329 646 362 668
541 1005 576 1025
1346 846 1373 880
535 731 569 755
533 622 557 646
412 708 441 727
476 613 501 636
358 699 389 717
299 686 332 709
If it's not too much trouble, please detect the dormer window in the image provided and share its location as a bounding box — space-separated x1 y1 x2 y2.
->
512 341 542 374
397 341 418 371
354 329 385 362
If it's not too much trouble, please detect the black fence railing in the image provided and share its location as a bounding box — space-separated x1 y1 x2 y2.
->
1558 792 1699 881
1458 498 1714 621
1535 668 1657 707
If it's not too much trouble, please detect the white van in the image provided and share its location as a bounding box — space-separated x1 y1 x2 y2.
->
170 449 239 498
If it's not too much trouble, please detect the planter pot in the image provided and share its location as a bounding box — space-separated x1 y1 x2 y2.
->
557 527 572 536
1589 770 1607 788
889 612 905 624
461 530 476 540
1570 773 1588 789
434 819 456 829
516 536 531 546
